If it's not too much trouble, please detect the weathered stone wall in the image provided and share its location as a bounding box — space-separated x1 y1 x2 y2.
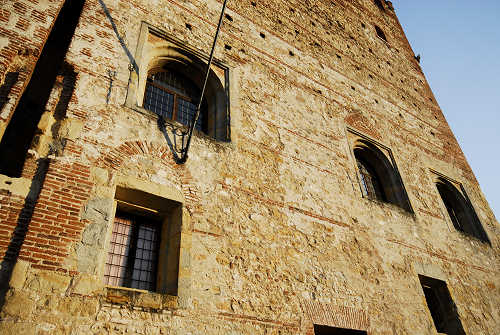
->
0 0 498 334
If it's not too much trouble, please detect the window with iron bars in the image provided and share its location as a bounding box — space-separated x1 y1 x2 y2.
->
356 155 387 202
143 70 206 131
104 212 160 291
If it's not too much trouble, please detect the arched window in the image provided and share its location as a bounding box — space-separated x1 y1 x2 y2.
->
144 69 207 132
126 26 231 143
354 141 411 211
140 54 229 142
436 178 490 243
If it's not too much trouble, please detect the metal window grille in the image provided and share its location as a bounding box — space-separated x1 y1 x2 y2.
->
144 83 174 120
143 70 203 130
177 97 201 131
356 158 385 201
104 213 160 291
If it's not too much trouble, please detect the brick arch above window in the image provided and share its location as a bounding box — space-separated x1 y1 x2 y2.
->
98 140 202 215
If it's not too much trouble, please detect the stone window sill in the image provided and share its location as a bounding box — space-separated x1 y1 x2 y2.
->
125 104 233 146
104 286 177 310
362 196 416 218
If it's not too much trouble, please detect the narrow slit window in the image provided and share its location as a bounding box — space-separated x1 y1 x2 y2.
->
374 0 385 11
375 25 387 42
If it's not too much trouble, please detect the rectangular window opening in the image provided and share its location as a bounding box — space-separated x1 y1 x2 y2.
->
418 275 466 335
104 188 182 295
104 212 161 291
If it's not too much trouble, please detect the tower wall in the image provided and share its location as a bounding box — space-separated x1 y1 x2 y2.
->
0 1 498 334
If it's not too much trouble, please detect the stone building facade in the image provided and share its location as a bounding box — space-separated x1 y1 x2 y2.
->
0 0 498 334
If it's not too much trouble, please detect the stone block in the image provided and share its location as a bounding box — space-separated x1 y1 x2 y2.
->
134 291 162 309
9 259 29 289
59 118 83 140
57 296 99 317
1 290 35 319
75 243 101 274
25 271 70 293
72 274 101 295
91 167 109 185
105 287 132 305
0 320 36 335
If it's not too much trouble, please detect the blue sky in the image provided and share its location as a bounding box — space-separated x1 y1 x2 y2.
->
393 1 500 219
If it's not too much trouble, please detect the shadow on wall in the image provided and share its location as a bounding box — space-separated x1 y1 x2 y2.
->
0 158 50 310
0 72 19 112
98 0 138 74
0 62 79 316
0 0 85 177
157 117 188 164
49 63 78 156
0 0 85 311
98 0 186 163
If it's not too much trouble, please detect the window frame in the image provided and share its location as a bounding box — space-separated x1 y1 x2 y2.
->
144 70 206 131
346 127 413 213
430 169 490 244
418 275 466 335
102 187 184 295
356 153 388 202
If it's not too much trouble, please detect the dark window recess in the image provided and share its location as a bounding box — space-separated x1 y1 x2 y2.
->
144 70 207 132
313 324 367 335
354 141 412 211
0 72 19 112
418 275 466 335
357 156 386 202
436 178 490 243
375 25 387 42
0 0 85 177
374 0 385 11
104 212 160 291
